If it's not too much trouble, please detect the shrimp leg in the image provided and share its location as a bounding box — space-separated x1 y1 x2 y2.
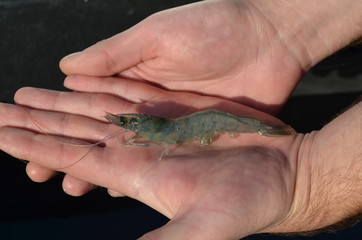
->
200 135 215 146
124 135 157 147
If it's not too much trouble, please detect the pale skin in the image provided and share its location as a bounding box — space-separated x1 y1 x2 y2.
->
0 0 361 239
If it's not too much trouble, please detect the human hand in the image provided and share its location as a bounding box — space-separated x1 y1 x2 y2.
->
60 0 362 114
0 76 302 239
59 0 311 114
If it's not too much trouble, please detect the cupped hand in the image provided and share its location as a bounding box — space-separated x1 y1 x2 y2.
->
60 0 311 114
0 76 303 239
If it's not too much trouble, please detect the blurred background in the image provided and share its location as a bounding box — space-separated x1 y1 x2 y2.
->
0 0 361 239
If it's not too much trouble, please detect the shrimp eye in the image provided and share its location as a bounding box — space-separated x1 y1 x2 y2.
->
117 116 130 126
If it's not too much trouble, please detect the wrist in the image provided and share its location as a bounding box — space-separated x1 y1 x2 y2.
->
244 0 362 69
274 99 362 233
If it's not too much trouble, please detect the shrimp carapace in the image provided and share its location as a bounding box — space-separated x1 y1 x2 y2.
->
105 110 292 146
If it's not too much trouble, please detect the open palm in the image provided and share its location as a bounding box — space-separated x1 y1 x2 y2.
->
60 0 310 114
0 76 301 239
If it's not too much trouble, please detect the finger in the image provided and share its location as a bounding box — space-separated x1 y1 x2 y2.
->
63 75 205 118
63 75 276 122
0 127 158 196
13 85 200 121
63 75 261 121
107 188 125 197
59 23 157 76
62 174 98 197
26 163 58 182
138 210 242 240
64 75 165 104
0 127 102 170
0 127 110 188
0 102 117 142
14 87 137 121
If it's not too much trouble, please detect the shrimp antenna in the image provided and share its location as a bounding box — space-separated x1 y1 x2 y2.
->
23 107 56 135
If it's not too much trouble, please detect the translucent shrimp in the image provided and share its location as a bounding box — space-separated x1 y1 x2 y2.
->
105 109 292 146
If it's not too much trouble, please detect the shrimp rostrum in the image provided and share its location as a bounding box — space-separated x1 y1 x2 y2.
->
105 110 291 147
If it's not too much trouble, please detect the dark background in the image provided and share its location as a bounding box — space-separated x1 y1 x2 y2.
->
0 0 361 239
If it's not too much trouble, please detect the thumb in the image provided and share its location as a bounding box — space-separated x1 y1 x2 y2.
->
138 211 243 240
59 23 157 76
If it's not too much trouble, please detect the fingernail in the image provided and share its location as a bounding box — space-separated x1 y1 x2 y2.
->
60 52 81 62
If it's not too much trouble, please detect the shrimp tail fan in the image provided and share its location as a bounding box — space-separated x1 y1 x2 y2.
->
258 124 292 137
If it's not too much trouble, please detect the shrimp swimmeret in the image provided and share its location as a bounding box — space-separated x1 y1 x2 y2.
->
105 110 292 146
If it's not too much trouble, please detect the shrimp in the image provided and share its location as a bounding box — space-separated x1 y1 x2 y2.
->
105 110 291 146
